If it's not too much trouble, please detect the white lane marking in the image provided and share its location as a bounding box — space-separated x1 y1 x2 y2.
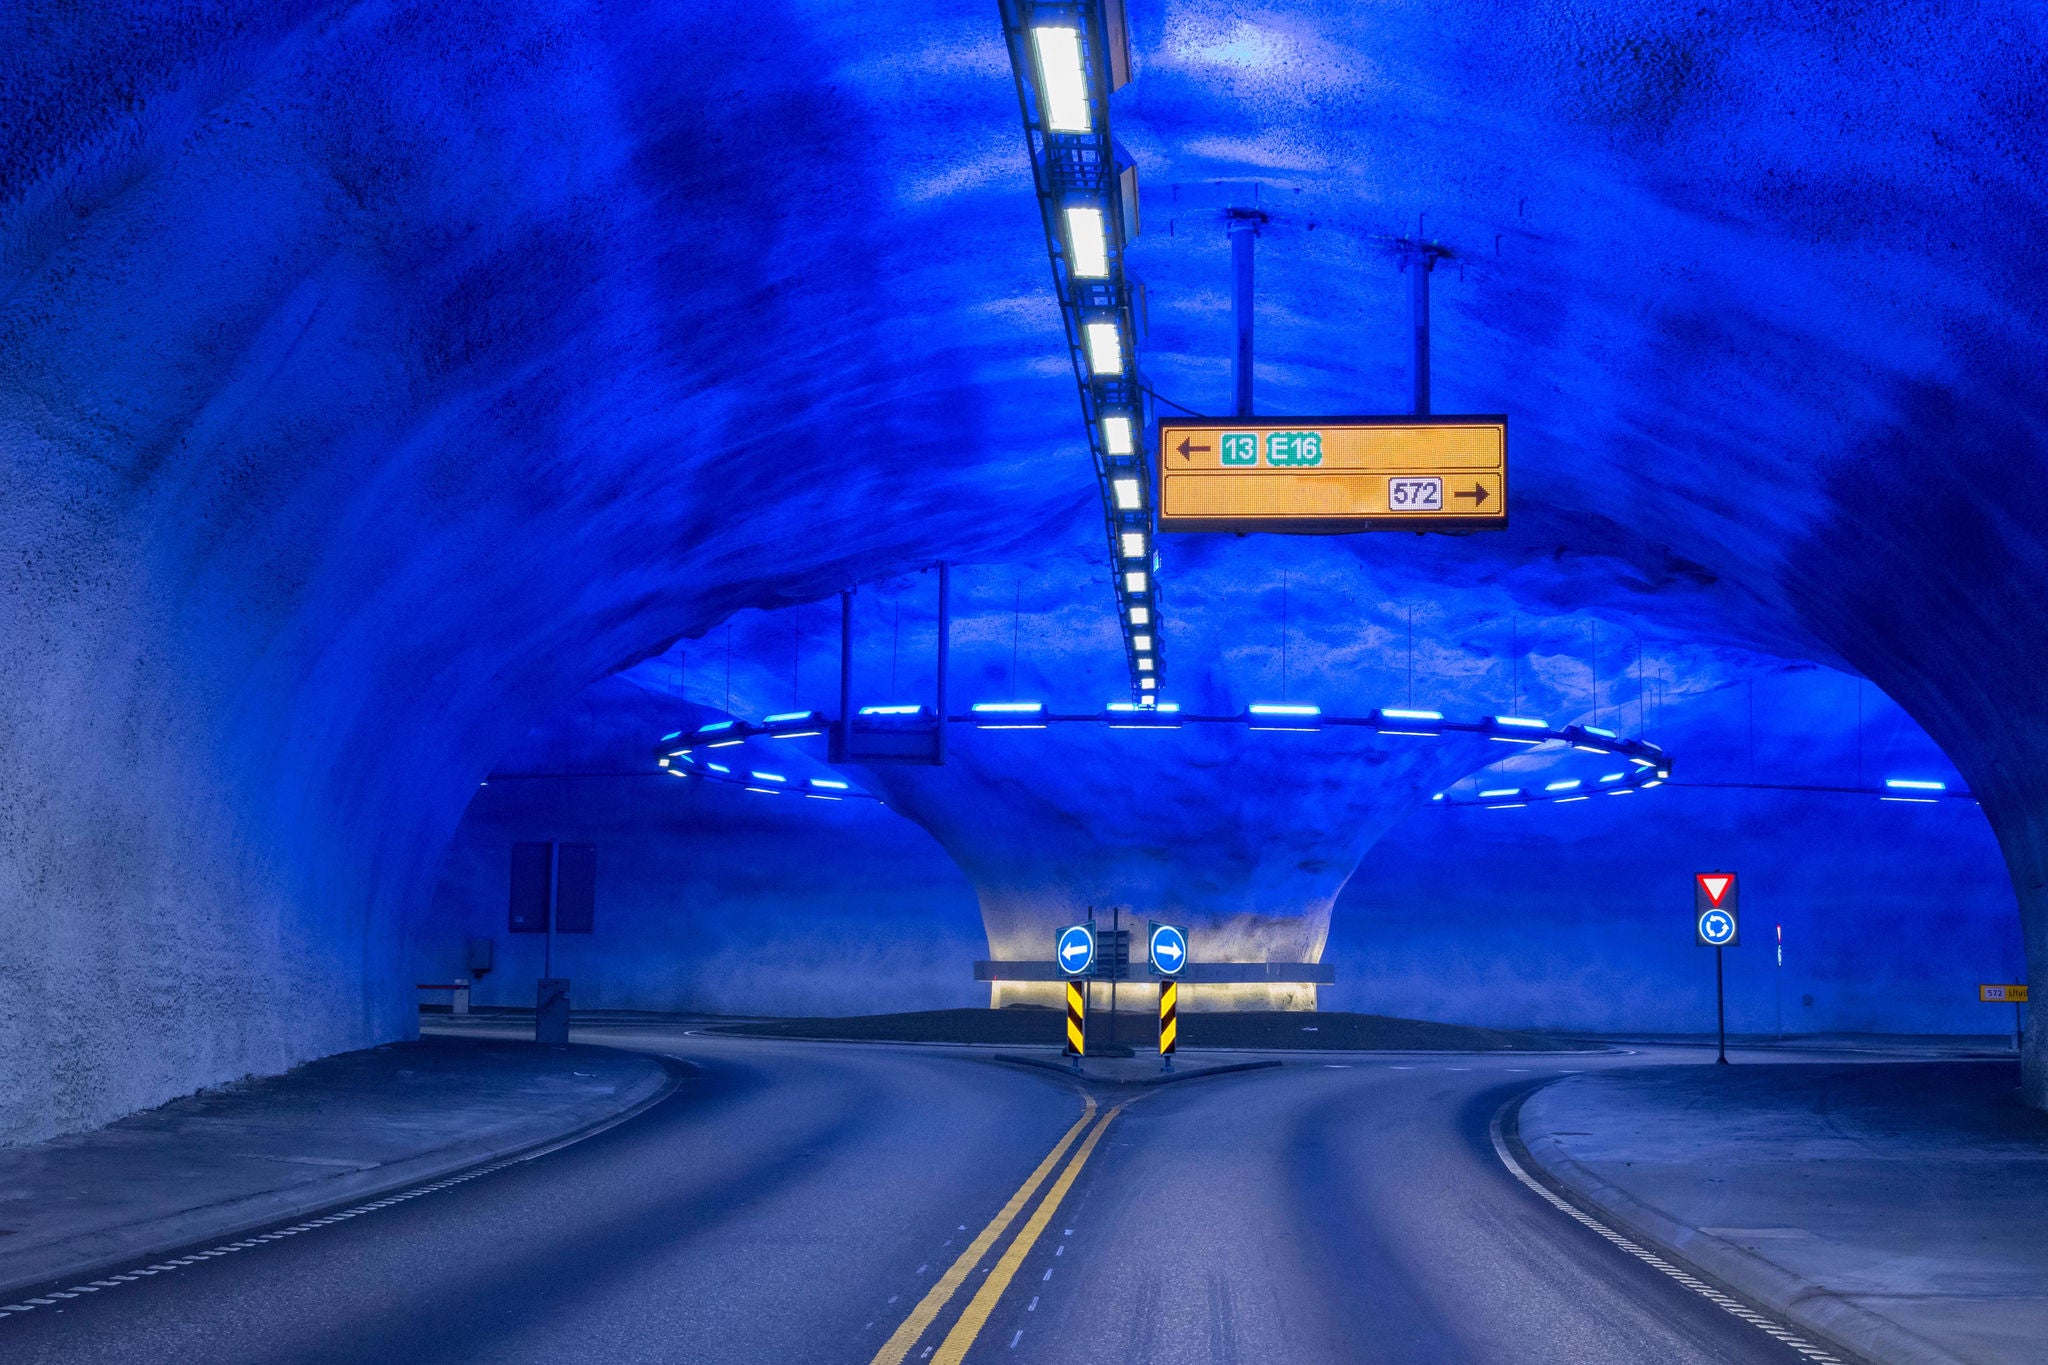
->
1026 1297 1038 1312
1042 1268 1053 1281
1489 1105 1845 1363
0 1084 666 1325
1010 1329 1023 1349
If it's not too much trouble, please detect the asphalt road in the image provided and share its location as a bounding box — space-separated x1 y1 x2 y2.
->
2 1027 1830 1364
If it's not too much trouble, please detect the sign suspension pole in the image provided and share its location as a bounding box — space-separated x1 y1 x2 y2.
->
1230 212 1257 418
1411 242 1432 416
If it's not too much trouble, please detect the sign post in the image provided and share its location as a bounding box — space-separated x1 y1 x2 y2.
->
1148 921 1188 1071
1775 923 1784 1040
1056 922 1095 1070
1980 983 2029 1051
1157 981 1178 1069
1695 873 1740 1065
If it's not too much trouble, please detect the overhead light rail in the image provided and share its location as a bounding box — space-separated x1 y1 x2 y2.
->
1000 0 1157 699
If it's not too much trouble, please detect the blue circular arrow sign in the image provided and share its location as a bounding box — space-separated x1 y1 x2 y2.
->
1149 923 1188 977
1056 924 1096 977
1698 908 1736 946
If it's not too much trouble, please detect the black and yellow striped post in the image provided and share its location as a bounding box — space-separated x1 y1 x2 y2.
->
1064 980 1087 1064
1158 980 1178 1069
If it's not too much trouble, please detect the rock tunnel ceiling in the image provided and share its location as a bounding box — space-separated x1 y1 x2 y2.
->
0 0 2044 1140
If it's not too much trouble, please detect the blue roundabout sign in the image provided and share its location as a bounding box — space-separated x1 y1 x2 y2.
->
1056 923 1096 977
1148 923 1188 977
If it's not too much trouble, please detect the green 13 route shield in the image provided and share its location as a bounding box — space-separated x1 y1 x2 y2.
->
1156 416 1508 533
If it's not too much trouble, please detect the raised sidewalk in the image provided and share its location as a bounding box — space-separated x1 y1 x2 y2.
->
1515 1058 2048 1365
0 1035 675 1303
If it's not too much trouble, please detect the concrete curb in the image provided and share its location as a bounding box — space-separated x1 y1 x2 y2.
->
692 1026 1612 1057
0 1054 683 1303
1505 1080 1972 1365
988 1052 1283 1087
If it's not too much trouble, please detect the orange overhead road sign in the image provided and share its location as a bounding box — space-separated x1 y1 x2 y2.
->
1157 416 1507 532
1980 984 2029 1003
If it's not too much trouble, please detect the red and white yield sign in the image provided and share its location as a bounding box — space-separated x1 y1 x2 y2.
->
1695 872 1740 946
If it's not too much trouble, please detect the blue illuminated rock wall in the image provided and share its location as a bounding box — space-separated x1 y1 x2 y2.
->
426 777 986 1016
416 674 985 1013
1330 664 2019 1033
422 587 2020 1035
6 0 2045 1144
1330 786 2017 1036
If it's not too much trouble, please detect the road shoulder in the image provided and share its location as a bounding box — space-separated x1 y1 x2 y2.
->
1508 1062 2048 1365
0 1035 678 1302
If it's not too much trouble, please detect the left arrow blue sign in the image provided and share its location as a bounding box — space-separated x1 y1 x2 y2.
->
1056 924 1096 977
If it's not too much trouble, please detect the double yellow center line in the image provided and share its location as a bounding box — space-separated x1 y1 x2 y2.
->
868 1097 1125 1365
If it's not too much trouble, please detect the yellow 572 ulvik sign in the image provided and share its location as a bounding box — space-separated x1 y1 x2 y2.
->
1157 416 1507 533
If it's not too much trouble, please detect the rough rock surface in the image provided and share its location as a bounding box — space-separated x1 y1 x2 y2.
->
3 2 2043 1139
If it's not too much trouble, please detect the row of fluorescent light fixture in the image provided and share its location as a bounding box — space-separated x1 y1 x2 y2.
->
655 705 1674 803
1000 0 1158 700
1878 777 1971 804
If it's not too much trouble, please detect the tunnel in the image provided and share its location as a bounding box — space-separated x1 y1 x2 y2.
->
3 2 2045 1361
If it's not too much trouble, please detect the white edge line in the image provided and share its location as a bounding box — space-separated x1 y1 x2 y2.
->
1488 1094 1848 1364
0 1060 683 1325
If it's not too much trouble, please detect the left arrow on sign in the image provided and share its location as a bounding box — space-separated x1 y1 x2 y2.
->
1175 437 1212 461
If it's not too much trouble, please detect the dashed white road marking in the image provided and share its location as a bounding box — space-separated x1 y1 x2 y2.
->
1489 1102 1845 1363
1009 1329 1023 1349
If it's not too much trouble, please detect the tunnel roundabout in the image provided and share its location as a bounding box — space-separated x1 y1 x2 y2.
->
3 0 2045 1361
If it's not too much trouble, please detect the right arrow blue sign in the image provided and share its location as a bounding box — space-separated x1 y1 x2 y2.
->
1149 921 1189 978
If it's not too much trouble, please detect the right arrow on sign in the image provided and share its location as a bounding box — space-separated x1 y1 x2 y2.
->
1699 874 1733 907
1453 483 1489 505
